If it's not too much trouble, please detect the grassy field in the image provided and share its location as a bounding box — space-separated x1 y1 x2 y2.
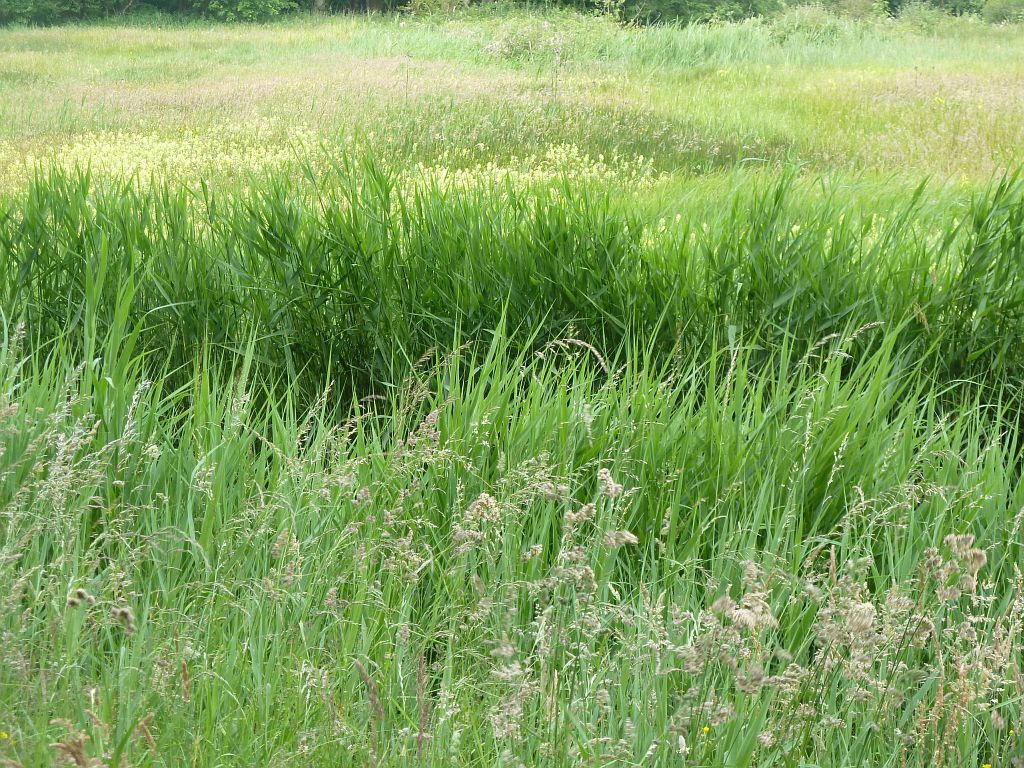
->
2 8 1024 768
1 8 1023 186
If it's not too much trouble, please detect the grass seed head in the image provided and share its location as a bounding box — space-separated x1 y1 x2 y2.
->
602 530 638 548
597 468 623 499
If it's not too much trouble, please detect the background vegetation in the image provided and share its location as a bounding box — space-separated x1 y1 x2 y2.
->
2 11 1022 188
2 8 1024 768
2 0 1023 27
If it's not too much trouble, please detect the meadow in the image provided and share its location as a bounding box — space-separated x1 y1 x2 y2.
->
2 8 1024 767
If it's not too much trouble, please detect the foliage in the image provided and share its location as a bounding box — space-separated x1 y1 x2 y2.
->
0 0 378 23
621 0 782 23
1 10 1023 768
895 0 964 26
2 165 1023 398
0 0 121 24
2 164 1024 766
0 0 1016 25
201 0 298 20
768 5 852 41
983 0 1024 21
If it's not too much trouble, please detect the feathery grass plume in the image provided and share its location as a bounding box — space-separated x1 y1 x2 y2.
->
417 651 430 762
602 530 638 547
354 659 385 762
111 606 136 634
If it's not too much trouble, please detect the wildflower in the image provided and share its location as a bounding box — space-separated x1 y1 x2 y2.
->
702 725 710 735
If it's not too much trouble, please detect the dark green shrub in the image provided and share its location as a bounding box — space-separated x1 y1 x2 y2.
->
983 0 1024 21
821 0 885 18
769 4 848 41
895 0 950 26
1 0 121 24
624 0 781 23
887 0 982 15
202 0 297 19
927 0 983 14
0 0 402 21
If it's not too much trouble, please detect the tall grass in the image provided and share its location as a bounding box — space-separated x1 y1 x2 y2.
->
2 164 1023 398
2 302 1023 766
2 161 1024 766
3 7 1024 765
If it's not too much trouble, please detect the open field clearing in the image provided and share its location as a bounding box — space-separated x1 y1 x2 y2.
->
2 8 1024 768
1 11 1024 186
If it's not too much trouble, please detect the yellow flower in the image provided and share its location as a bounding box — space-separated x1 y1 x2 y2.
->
0 730 8 740
702 726 710 735
983 763 992 768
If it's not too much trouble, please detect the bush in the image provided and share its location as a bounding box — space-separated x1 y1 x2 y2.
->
896 0 950 28
0 0 1004 28
203 0 297 20
0 0 373 24
983 0 1024 21
624 0 781 23
822 0 886 17
0 0 121 24
769 4 848 41
887 0 982 15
